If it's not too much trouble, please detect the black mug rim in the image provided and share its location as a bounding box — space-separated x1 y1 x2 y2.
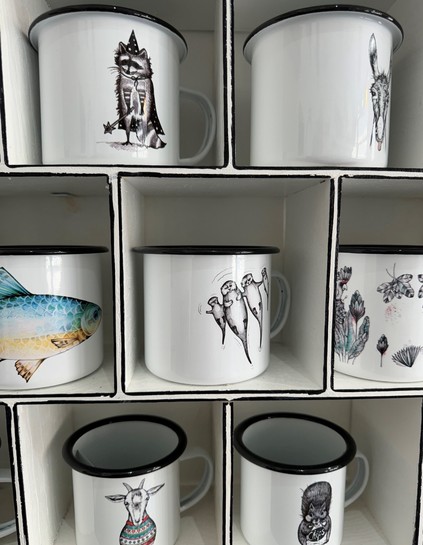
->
244 4 404 59
339 244 423 255
133 245 280 255
28 3 187 58
0 245 108 255
62 414 188 478
234 412 357 475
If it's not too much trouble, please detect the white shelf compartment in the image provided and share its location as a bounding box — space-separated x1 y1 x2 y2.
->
233 0 423 171
231 397 423 545
0 0 223 168
333 176 423 393
0 175 116 397
118 175 333 396
14 401 226 545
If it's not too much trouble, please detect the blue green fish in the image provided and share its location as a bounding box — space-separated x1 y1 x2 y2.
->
0 267 102 382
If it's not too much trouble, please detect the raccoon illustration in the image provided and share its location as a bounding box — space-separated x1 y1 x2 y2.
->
104 30 166 149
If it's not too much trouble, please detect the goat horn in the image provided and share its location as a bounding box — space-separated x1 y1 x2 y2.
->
123 483 133 492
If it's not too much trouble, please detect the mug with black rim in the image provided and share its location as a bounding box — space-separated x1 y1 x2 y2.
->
63 414 214 545
234 412 369 545
29 5 216 165
135 245 291 385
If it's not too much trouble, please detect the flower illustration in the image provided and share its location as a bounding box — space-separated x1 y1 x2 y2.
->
376 334 389 367
349 291 366 324
334 267 370 364
335 266 352 299
392 345 422 368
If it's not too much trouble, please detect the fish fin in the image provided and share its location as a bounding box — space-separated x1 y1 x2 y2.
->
0 268 32 298
15 359 44 382
51 337 80 349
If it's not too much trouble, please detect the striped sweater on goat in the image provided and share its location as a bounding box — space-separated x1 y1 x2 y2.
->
119 517 157 545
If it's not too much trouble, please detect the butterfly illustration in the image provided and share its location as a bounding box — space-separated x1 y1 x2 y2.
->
377 265 414 303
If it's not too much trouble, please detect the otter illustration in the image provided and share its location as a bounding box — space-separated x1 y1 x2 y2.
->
221 280 251 364
241 273 264 347
206 296 226 344
261 267 270 310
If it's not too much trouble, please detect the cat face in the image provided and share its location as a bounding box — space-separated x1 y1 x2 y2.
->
115 43 152 81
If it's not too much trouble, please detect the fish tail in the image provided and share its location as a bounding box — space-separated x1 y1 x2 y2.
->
15 359 44 382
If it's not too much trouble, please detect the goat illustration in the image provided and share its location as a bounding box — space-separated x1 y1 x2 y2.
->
369 33 392 151
106 479 164 545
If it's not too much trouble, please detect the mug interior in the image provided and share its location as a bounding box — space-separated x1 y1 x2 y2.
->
64 416 187 476
235 413 356 473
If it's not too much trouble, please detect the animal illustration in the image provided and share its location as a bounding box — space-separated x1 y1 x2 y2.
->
261 267 270 309
104 30 166 149
221 280 251 364
241 273 264 347
369 33 391 152
0 267 102 382
298 481 332 545
206 296 226 344
106 479 164 545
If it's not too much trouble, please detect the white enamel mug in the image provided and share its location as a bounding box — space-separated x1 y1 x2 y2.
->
244 6 403 167
335 245 423 382
234 413 369 545
62 415 213 545
29 6 215 165
0 246 107 389
135 246 290 385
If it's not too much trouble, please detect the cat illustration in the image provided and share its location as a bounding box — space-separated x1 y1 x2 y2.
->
298 481 332 545
104 30 166 148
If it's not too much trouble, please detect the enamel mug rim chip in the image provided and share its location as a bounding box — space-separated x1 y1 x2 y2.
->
28 3 188 61
62 414 188 478
234 412 357 475
243 4 404 61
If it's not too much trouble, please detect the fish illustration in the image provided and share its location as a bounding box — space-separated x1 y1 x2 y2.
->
0 267 102 382
221 280 251 364
241 273 264 348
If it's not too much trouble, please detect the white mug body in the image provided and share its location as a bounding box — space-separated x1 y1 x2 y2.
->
234 413 367 545
244 6 403 167
29 7 187 165
335 245 423 382
0 246 107 389
240 459 346 545
136 246 282 385
63 415 212 545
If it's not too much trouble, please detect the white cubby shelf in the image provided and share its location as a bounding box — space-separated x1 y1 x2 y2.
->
0 1 422 545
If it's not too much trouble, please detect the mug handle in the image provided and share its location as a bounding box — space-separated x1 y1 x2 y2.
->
179 447 214 513
178 88 216 166
0 468 16 538
344 450 370 508
269 271 291 339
